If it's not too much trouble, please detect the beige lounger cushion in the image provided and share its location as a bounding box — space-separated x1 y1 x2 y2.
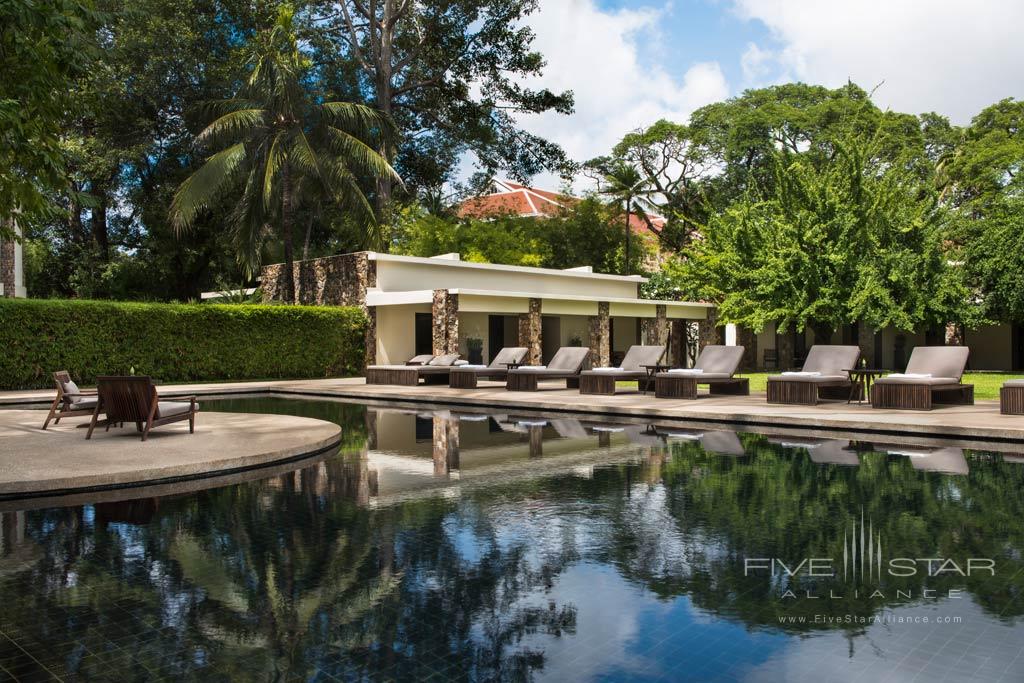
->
428 353 461 366
657 371 733 380
766 373 848 383
158 401 195 418
618 345 667 371
874 375 961 386
694 345 745 376
1005 379 1024 387
489 347 528 368
903 346 970 380
800 345 861 376
539 347 590 372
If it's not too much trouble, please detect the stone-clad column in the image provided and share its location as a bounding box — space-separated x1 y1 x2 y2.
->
0 233 15 298
945 322 965 346
432 289 459 355
364 306 377 366
697 308 722 350
518 298 542 365
736 325 758 371
588 301 610 367
641 305 669 346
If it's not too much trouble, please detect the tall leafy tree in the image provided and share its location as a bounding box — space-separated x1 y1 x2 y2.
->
170 5 400 302
0 0 99 232
676 132 975 341
317 0 574 219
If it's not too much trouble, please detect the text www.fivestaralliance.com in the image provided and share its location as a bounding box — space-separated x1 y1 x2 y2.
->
779 615 963 625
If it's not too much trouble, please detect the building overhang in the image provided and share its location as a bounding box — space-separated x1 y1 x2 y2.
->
365 288 712 320
367 252 648 284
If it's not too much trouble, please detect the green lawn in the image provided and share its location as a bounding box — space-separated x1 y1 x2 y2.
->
620 371 1024 401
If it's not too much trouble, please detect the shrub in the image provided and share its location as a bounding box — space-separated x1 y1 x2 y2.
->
0 299 367 390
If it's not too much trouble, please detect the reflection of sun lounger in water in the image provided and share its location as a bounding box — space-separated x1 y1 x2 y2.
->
660 428 745 456
550 419 589 439
884 446 969 475
767 437 860 466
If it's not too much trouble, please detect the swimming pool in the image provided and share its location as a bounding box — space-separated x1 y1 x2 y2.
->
1 396 1023 681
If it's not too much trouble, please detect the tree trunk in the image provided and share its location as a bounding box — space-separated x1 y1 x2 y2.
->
68 187 85 244
624 198 632 275
302 213 314 262
91 182 109 261
374 32 395 251
281 163 296 304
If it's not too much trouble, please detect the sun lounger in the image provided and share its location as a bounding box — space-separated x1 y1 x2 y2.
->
448 347 529 388
86 376 198 442
1001 379 1024 415
766 345 861 405
654 345 748 399
42 371 99 429
767 437 860 466
506 347 591 391
871 346 972 410
366 353 462 385
578 345 667 395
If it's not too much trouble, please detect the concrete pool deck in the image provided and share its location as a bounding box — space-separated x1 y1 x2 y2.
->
0 409 342 499
3 376 1024 443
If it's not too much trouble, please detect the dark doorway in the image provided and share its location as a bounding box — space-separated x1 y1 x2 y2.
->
488 315 505 363
1013 325 1024 370
415 313 432 355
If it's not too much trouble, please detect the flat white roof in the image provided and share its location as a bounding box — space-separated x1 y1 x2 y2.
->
367 252 648 284
366 287 712 309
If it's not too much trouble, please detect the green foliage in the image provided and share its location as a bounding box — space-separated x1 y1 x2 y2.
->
0 0 100 228
0 298 366 390
677 132 975 338
392 198 649 274
961 197 1024 323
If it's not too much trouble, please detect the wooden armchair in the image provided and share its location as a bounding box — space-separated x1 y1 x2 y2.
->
87 376 198 441
42 371 98 429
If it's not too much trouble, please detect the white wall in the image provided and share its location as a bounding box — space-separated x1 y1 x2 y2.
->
611 317 639 353
560 315 589 348
375 258 640 299
376 303 431 365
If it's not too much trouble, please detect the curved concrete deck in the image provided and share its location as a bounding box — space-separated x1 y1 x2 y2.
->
0 410 342 499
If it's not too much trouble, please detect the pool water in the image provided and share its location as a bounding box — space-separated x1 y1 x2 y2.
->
2 397 1024 682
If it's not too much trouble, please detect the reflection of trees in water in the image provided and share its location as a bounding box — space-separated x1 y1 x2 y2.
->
2 422 1024 678
0 452 576 680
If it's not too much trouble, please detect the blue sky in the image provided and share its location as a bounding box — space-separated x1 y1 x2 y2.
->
500 0 1024 189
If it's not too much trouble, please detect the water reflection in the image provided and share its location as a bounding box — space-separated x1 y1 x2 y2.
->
1 398 1023 681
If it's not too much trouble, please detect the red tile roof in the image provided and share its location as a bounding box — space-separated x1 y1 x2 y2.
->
455 179 666 237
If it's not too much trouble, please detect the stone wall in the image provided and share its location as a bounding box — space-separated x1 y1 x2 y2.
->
0 237 14 298
697 308 723 349
261 252 373 306
735 325 758 371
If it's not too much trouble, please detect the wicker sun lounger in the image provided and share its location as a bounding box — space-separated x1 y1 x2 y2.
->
654 345 748 399
448 347 529 388
86 375 198 442
1001 379 1024 415
506 347 591 391
366 353 461 386
871 346 973 410
578 345 667 395
766 345 861 405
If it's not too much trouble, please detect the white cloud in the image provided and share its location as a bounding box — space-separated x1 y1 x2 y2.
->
730 0 1024 123
515 0 729 190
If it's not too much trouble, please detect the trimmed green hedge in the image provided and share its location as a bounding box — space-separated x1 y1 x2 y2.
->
0 299 367 390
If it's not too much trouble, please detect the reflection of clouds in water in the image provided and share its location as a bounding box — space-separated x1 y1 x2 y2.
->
740 597 1024 683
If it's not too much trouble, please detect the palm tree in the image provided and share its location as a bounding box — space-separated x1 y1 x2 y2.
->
597 161 651 274
169 5 400 302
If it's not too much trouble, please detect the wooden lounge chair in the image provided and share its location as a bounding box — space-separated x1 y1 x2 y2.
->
578 345 667 395
871 346 973 410
1001 379 1024 415
448 347 529 388
86 376 198 441
366 353 461 386
42 371 99 429
506 347 591 391
766 345 861 405
654 345 748 399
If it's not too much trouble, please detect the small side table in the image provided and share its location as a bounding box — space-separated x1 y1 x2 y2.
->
640 364 671 394
845 368 885 404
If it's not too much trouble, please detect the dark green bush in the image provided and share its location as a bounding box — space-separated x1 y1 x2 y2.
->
0 299 367 390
